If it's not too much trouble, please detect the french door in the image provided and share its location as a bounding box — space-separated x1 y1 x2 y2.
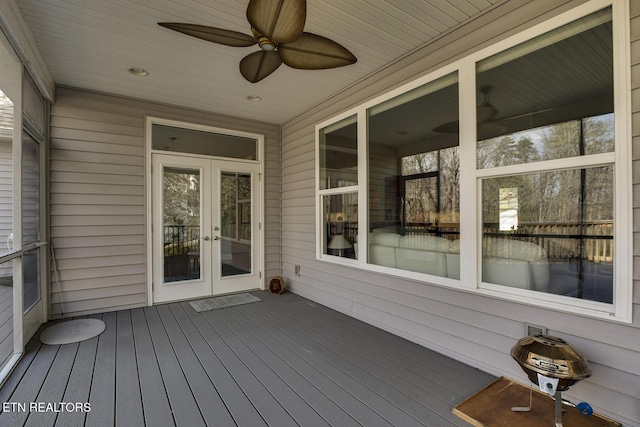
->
152 154 260 303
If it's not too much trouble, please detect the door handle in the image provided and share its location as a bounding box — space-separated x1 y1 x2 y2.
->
213 236 220 241
202 236 211 241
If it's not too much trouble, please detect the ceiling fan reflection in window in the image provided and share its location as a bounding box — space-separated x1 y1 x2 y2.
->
159 0 357 83
433 86 507 135
433 86 553 138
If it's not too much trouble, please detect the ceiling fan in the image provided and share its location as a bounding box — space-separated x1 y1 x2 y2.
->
159 0 357 83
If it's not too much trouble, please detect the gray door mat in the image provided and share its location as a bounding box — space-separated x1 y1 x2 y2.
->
40 318 106 345
189 293 262 312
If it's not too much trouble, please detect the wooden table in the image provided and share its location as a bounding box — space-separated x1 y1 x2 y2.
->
453 377 621 427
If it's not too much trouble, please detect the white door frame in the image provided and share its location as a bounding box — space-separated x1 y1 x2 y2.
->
145 117 265 305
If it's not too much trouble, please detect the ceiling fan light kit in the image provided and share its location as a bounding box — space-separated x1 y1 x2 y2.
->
159 0 357 83
128 67 149 77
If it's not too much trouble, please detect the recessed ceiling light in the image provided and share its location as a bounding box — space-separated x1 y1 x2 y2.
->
129 67 149 77
246 95 262 102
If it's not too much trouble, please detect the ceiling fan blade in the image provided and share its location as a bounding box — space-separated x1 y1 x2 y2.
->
499 108 554 121
278 33 357 69
159 23 256 47
247 0 306 44
239 50 283 83
433 119 507 137
432 120 459 133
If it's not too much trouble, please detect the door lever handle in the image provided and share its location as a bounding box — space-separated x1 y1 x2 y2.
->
213 236 220 241
202 236 211 241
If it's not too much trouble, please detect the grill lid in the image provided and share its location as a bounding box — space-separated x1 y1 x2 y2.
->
510 335 591 381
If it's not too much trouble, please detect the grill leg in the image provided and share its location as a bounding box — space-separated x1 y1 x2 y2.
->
554 390 563 427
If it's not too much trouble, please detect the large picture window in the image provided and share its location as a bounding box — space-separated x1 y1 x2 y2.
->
315 0 631 322
476 7 616 305
366 73 459 278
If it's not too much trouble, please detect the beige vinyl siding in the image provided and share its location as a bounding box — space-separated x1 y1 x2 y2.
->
281 1 640 426
50 87 280 317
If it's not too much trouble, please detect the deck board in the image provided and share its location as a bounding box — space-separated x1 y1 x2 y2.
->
182 301 299 427
24 340 79 427
226 302 398 427
115 310 144 427
54 317 99 427
156 304 235 427
85 311 116 427
144 306 206 427
215 306 361 427
259 293 483 426
248 297 455 427
312 300 495 396
202 308 332 427
0 291 497 426
0 338 41 403
0 341 59 426
0 284 14 369
168 303 267 427
288 296 493 392
129 308 174 427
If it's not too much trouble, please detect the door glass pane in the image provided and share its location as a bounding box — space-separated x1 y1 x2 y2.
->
0 258 13 368
220 172 251 277
22 132 39 244
403 176 438 230
23 248 39 313
163 167 201 283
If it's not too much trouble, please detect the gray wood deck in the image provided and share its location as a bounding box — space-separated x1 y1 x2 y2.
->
0 291 496 426
0 284 13 370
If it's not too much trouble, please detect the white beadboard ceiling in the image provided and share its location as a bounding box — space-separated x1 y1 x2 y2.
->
17 0 504 124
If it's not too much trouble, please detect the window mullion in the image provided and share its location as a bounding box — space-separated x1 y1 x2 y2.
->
458 63 478 289
612 0 633 322
357 108 367 266
476 152 616 179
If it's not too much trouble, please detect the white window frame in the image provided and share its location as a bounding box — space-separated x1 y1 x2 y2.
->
315 111 360 265
315 0 632 323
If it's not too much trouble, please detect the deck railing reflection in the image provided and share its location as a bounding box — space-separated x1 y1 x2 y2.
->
164 225 200 256
402 221 613 263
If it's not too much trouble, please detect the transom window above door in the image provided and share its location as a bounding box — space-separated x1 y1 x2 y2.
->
152 123 258 160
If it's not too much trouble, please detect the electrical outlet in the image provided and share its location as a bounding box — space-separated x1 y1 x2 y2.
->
526 323 547 337
294 265 301 276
